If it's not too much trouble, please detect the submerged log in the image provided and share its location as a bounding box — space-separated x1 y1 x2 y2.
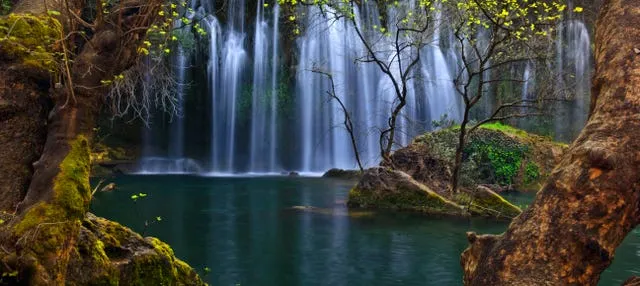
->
461 1 640 284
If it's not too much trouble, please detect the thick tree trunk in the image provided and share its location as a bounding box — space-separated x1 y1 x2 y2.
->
17 0 155 213
461 1 640 285
0 1 164 283
0 65 50 212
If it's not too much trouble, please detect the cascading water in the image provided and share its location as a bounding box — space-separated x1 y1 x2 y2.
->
522 61 535 104
168 46 186 160
249 0 272 172
137 24 202 174
136 0 592 175
554 3 591 142
204 14 221 171
422 12 462 128
212 26 247 173
268 4 280 171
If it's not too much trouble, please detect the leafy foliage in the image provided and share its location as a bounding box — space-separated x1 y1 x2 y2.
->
465 133 528 186
524 162 540 185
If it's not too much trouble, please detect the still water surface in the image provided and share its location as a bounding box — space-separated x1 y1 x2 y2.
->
91 175 639 285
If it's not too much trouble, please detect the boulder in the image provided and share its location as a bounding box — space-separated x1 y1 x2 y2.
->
0 213 205 285
322 168 363 180
347 124 561 218
348 167 464 216
386 124 566 193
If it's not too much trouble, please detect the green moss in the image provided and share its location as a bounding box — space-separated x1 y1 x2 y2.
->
455 191 521 219
349 185 464 215
0 14 62 70
147 237 176 258
479 122 531 138
54 135 92 217
16 135 93 235
10 135 92 283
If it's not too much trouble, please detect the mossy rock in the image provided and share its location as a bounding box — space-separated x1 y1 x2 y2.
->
347 167 521 219
2 213 205 285
67 214 204 286
348 167 464 216
389 123 566 193
347 124 560 219
0 14 62 71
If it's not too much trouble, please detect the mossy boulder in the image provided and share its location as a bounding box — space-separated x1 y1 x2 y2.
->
348 124 562 219
348 167 464 215
67 213 204 285
348 167 521 219
387 123 566 192
1 212 205 285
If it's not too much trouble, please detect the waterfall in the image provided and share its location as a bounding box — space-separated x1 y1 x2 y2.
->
522 61 535 103
269 4 280 171
353 3 380 166
205 15 220 171
214 33 245 173
555 17 591 141
137 22 203 174
249 0 281 173
297 7 333 172
249 0 269 172
168 46 187 159
134 0 591 175
566 20 591 136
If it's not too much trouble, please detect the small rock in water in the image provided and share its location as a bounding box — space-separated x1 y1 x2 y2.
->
288 171 300 177
100 182 117 192
322 168 362 180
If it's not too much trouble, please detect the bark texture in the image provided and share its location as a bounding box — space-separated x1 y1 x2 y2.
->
461 1 640 285
0 63 50 212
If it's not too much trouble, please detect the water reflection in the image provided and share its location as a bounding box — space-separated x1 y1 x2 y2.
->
91 176 640 286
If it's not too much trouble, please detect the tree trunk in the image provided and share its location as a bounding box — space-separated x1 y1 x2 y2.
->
0 65 51 212
0 1 163 283
451 105 470 193
461 1 640 285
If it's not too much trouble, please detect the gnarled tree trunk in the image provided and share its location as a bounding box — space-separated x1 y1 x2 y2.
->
461 0 640 285
0 1 178 284
0 65 50 212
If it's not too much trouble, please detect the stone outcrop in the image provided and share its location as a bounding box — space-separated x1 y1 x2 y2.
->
0 213 205 285
385 124 566 193
349 167 521 219
348 124 562 218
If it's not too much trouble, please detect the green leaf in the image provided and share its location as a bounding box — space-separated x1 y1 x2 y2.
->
156 216 162 222
47 10 61 16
